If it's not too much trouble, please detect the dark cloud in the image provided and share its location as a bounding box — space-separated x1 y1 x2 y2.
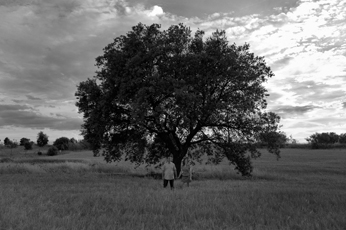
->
26 95 41 100
29 0 82 19
287 122 319 129
0 0 32 7
266 91 283 102
273 105 318 118
309 117 346 126
12 99 26 103
0 0 111 101
271 56 293 70
55 113 66 118
44 105 56 108
0 104 82 130
114 1 128 16
0 104 34 111
283 79 344 102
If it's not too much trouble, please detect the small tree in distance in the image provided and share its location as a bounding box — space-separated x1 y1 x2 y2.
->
37 131 49 148
339 133 346 144
24 141 33 151
53 137 70 151
47 146 58 156
6 139 18 154
76 23 282 176
4 137 10 146
20 138 30 146
306 132 339 149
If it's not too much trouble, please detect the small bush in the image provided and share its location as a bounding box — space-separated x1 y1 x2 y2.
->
53 137 70 151
24 142 33 150
47 146 58 156
37 151 42 156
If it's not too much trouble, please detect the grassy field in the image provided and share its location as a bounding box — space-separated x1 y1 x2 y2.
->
0 147 345 230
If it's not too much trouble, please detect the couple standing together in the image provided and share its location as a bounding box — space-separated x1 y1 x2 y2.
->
162 156 192 190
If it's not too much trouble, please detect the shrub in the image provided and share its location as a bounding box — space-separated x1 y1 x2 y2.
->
24 142 33 150
37 151 42 156
20 138 30 146
47 146 58 156
53 137 70 151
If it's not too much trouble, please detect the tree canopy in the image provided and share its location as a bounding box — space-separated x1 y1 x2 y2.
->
75 23 281 176
306 132 341 149
20 138 30 146
37 131 49 148
53 137 70 151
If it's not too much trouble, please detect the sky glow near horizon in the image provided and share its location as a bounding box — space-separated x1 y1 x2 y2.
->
0 0 345 143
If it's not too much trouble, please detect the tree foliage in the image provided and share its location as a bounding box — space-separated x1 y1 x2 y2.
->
306 132 339 149
339 133 346 144
75 23 281 176
37 131 49 148
3 138 17 149
4 137 10 146
53 137 70 151
258 131 288 149
70 138 77 144
47 146 58 156
24 141 33 150
9 141 18 149
20 138 30 146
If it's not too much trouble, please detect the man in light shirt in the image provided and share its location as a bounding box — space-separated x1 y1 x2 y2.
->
162 156 177 190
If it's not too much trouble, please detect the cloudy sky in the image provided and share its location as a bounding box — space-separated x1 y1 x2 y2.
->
0 0 345 143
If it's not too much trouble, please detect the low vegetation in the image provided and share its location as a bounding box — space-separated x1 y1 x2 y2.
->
0 148 345 229
47 146 58 156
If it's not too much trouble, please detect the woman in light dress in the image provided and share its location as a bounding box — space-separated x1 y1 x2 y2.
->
178 158 193 188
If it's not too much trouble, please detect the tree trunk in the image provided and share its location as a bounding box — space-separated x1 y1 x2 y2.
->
172 148 188 176
158 132 189 175
173 156 182 177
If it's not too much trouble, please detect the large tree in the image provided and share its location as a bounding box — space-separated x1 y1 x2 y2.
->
76 23 281 176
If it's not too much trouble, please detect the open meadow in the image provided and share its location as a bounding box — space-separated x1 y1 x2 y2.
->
0 147 345 230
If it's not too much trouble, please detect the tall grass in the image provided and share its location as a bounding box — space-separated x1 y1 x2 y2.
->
0 149 346 229
0 162 131 175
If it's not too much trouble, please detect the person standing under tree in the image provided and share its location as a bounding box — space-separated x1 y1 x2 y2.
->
178 158 193 188
162 156 177 190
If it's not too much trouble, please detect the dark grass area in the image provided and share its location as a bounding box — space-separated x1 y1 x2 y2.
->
1 171 345 230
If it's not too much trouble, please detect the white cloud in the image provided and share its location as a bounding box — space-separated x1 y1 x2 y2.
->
148 5 164 17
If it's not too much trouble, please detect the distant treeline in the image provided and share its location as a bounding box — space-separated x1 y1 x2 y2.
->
304 132 346 149
2 131 346 153
2 131 91 152
258 132 346 149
